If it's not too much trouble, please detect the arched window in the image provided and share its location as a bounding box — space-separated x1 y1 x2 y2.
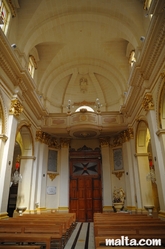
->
75 105 94 112
0 0 11 34
28 55 37 78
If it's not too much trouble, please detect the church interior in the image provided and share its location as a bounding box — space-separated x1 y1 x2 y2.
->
0 0 165 247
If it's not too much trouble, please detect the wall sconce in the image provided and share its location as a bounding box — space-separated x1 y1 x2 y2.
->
10 155 22 187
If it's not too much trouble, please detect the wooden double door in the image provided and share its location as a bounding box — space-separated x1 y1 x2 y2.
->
69 152 102 222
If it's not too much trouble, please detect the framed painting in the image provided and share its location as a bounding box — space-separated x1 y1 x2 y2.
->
47 149 58 172
113 147 123 171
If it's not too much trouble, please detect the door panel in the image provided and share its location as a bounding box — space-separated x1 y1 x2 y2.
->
69 150 102 221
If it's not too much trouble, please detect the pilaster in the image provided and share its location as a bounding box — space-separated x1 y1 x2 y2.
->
100 140 113 212
58 140 69 212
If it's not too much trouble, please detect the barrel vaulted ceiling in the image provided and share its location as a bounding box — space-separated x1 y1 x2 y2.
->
4 0 165 138
10 0 149 113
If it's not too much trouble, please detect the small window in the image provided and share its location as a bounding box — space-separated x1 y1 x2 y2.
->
28 55 37 78
0 0 11 34
129 50 136 67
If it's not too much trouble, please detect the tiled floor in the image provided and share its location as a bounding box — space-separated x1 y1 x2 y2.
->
64 223 95 249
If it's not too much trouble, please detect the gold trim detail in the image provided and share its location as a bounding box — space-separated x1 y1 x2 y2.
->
29 55 37 69
58 207 69 211
112 170 125 180
112 127 134 147
142 93 154 111
9 98 23 116
0 212 9 219
47 172 59 181
126 206 137 211
8 0 16 17
99 137 109 147
36 130 60 148
103 206 113 212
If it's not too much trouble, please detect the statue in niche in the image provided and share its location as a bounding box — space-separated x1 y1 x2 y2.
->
80 77 88 93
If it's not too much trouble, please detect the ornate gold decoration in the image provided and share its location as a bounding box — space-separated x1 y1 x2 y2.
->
8 0 16 17
99 137 109 147
29 55 37 69
129 50 136 65
142 93 154 111
36 130 59 148
47 172 59 181
9 98 23 116
112 127 134 147
112 170 125 180
127 127 134 139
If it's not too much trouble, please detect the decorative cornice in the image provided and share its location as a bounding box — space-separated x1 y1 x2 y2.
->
112 127 134 147
9 98 23 116
142 93 154 111
35 130 60 148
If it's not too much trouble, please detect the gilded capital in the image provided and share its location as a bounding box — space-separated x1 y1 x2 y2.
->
99 138 109 147
142 93 154 111
127 127 134 139
60 139 70 148
9 98 23 116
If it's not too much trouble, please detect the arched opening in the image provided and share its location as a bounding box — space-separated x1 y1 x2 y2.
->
7 125 33 216
7 142 22 217
136 120 160 212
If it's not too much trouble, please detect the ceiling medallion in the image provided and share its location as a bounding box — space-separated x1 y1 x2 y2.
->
80 77 88 93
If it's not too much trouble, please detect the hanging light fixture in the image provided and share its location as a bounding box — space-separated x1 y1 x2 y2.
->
66 100 74 115
146 159 156 183
95 98 102 113
11 155 22 186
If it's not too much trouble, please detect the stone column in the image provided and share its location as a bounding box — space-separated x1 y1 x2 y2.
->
34 131 49 213
142 93 165 218
136 153 154 210
100 139 113 212
123 138 136 212
0 98 23 219
59 140 69 212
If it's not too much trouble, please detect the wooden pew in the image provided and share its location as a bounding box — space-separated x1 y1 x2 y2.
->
0 235 51 249
94 213 165 248
0 223 63 249
0 246 41 249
